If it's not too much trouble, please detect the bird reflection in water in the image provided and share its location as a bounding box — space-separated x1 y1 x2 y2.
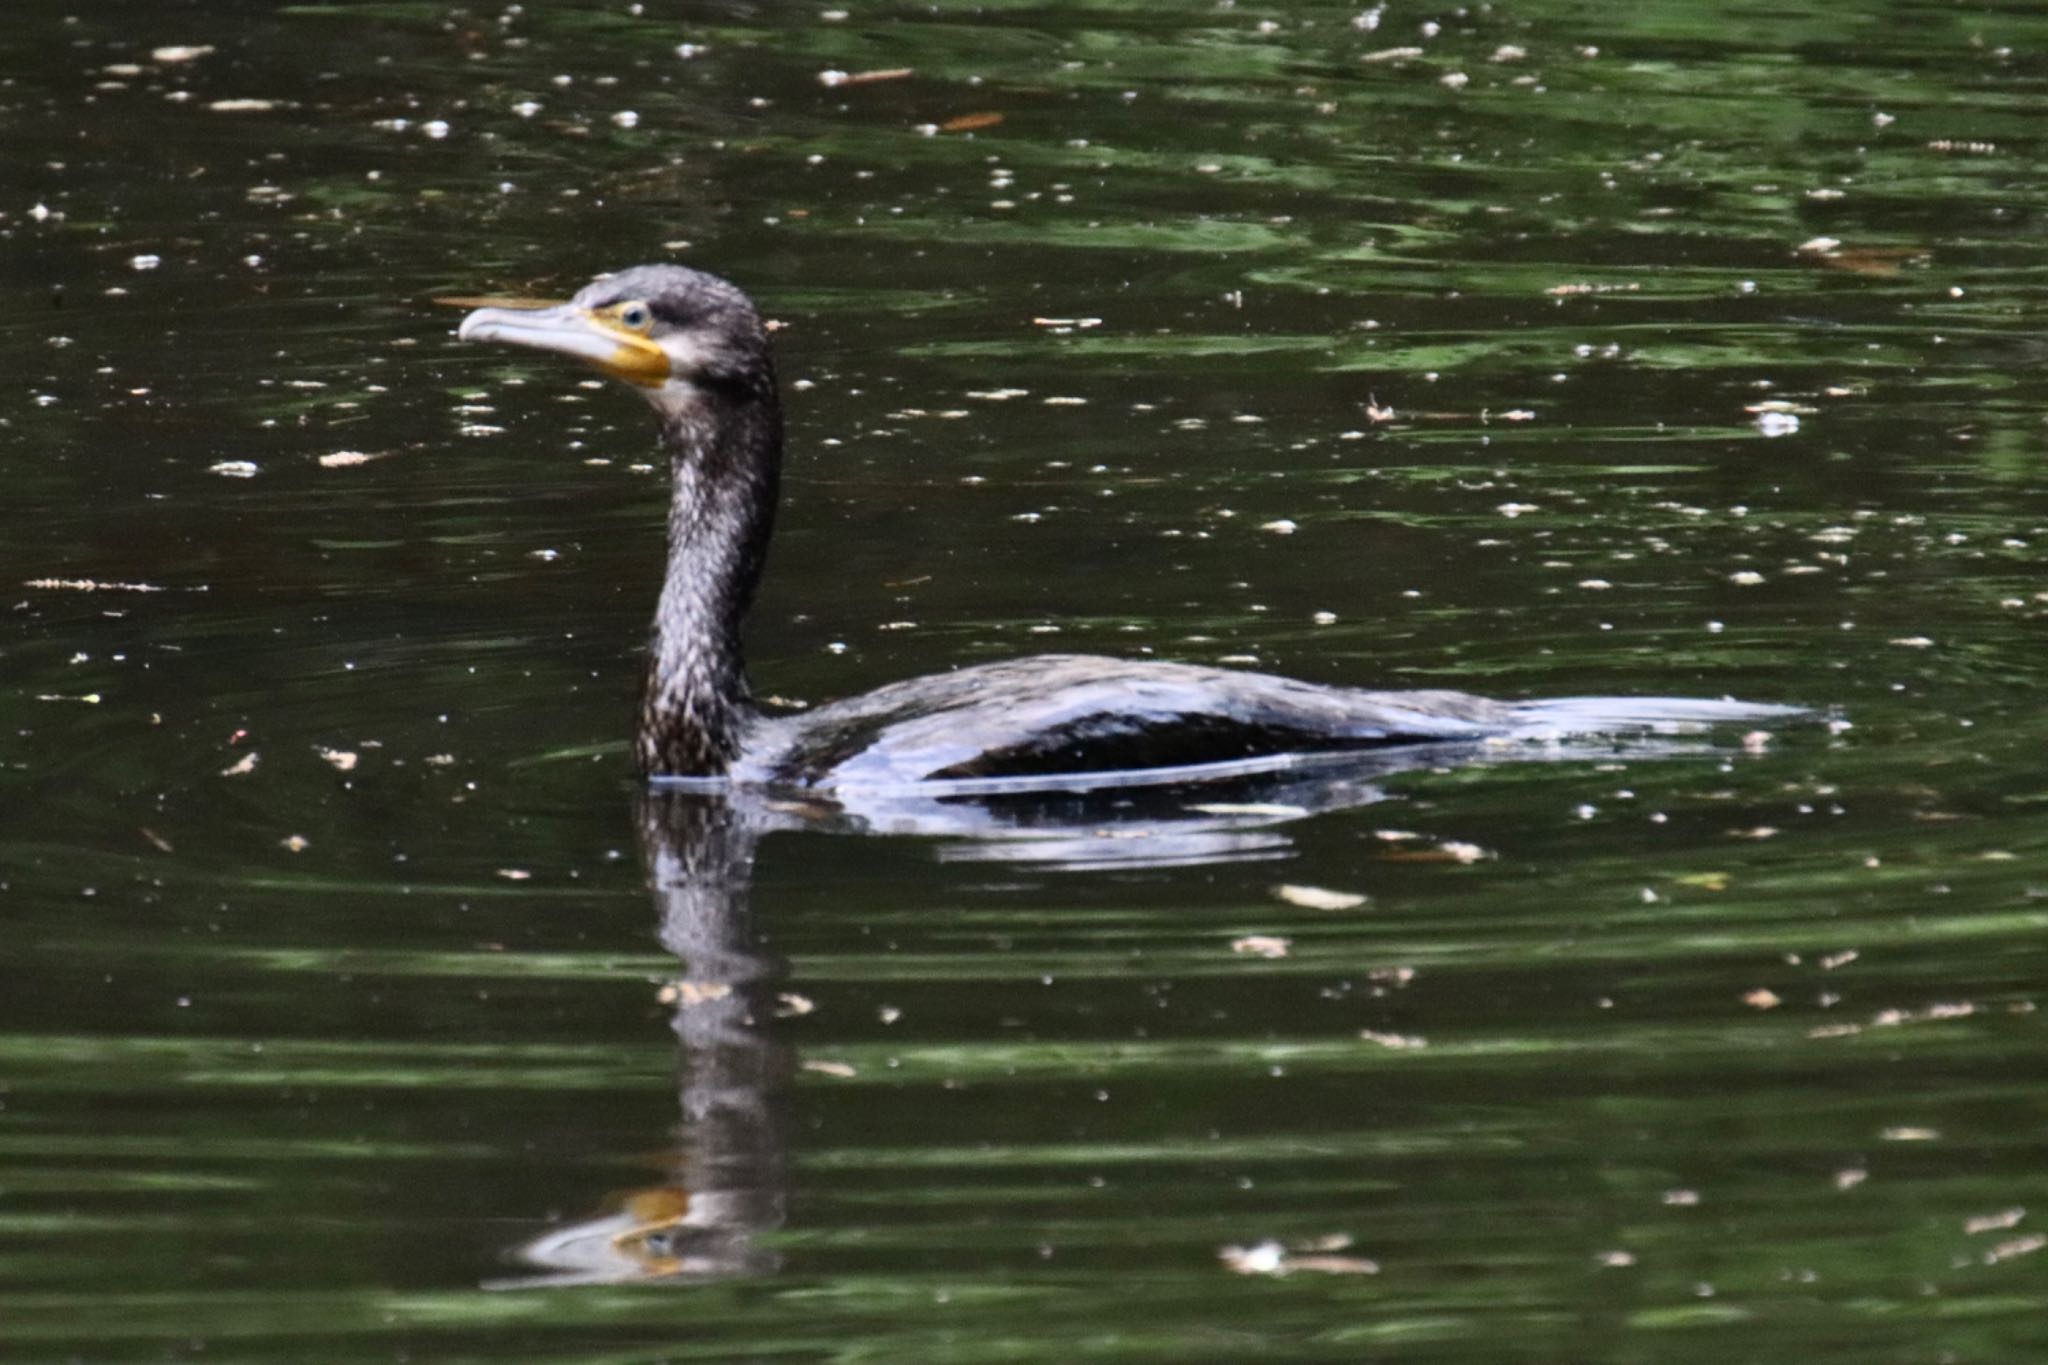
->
487 734 1759 1286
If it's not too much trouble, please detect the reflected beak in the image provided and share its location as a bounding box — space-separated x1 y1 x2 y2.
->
457 302 670 387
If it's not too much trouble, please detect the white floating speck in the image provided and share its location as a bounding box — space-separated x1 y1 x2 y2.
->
1276 883 1368 911
513 100 542 118
1729 570 1765 586
1260 519 1298 535
1754 411 1800 437
611 109 639 128
209 460 259 478
152 44 216 63
422 119 451 139
130 254 162 271
208 98 280 113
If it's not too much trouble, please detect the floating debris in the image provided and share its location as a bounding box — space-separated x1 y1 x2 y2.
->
1220 1236 1378 1276
1231 935 1292 960
1359 1029 1426 1050
802 1059 857 1078
1275 883 1368 911
220 752 259 777
660 980 732 1007
1964 1209 2026 1236
25 578 168 593
1545 281 1641 296
818 67 914 87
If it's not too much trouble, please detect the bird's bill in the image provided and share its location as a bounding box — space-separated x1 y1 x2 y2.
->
457 302 670 387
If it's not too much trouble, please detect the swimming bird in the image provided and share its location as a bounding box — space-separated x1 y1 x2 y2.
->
456 265 1799 790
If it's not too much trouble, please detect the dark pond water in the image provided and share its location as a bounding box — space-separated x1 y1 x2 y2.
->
5 0 2048 1359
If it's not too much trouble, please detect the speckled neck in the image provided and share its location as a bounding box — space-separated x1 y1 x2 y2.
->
635 377 781 776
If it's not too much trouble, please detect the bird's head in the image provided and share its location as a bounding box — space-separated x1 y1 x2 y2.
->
455 264 773 415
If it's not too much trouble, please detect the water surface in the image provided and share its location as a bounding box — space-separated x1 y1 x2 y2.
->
4 0 2047 1360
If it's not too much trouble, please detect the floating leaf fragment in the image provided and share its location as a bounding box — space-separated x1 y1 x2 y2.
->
1219 1239 1378 1276
818 67 913 87
1275 883 1368 911
1231 935 1292 959
1964 1208 2025 1236
1985 1234 2045 1264
941 111 1005 132
802 1060 857 1078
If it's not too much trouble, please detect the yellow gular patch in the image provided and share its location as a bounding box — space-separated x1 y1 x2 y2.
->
589 304 669 387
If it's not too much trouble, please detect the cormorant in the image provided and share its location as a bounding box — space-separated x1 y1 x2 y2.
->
456 265 1799 790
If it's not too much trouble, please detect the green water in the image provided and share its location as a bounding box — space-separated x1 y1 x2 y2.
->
4 0 2047 1360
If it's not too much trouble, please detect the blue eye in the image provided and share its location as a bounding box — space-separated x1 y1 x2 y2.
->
620 302 650 329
